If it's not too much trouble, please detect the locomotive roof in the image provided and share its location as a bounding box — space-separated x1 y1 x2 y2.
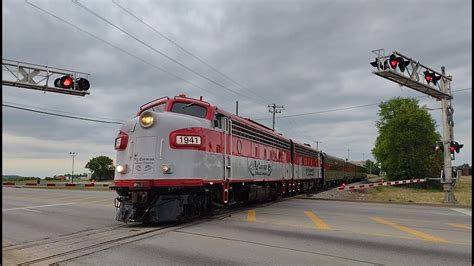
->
169 95 321 153
138 95 346 158
214 106 291 143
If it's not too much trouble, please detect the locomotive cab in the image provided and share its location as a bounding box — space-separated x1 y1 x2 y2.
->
112 95 217 222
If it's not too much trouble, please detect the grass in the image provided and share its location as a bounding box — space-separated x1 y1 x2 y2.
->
367 176 472 207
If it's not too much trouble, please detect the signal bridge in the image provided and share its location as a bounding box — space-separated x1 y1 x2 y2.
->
2 59 90 96
370 49 452 100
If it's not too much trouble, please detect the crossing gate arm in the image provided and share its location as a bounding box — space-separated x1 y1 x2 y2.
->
337 178 428 191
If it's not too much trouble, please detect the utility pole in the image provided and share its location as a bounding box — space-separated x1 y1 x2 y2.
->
313 140 322 151
439 66 456 203
70 152 77 184
268 103 284 131
346 149 351 161
362 153 365 161
236 101 239 116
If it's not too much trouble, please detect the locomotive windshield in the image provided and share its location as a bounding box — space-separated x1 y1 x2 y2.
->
151 103 166 112
171 102 208 118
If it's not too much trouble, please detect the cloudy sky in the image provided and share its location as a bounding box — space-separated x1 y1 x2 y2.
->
2 0 471 178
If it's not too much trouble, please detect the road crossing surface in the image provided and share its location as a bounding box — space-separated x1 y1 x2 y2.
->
2 187 471 265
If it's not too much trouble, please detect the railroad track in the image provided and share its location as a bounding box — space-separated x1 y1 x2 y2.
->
2 206 255 266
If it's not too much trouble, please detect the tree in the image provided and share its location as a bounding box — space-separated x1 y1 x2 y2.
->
372 97 443 180
365 160 381 175
85 156 115 181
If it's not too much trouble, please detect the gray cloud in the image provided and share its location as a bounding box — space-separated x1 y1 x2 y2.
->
2 0 471 177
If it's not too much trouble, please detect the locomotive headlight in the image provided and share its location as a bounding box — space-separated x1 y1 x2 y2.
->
162 164 172 174
139 111 154 128
116 164 128 174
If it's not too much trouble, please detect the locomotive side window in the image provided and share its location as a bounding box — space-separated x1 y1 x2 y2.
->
171 102 208 118
213 113 224 128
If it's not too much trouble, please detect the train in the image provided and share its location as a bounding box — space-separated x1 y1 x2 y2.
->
111 95 366 223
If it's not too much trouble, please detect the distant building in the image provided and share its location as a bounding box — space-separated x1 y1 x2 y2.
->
351 160 366 167
461 164 471 176
56 175 66 180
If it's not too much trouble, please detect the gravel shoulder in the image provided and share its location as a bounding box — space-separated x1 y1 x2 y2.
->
298 176 471 208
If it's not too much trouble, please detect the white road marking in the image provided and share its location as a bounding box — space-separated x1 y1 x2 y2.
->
450 208 472 216
21 208 42 213
2 202 77 212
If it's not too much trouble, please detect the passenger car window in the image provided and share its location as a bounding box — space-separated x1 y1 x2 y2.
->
171 102 208 118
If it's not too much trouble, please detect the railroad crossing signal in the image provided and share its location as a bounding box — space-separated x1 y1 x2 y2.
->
454 142 464 153
53 76 90 91
449 142 456 160
76 78 90 91
389 54 398 69
2 59 91 96
369 49 451 100
370 49 457 203
449 141 464 159
423 71 441 86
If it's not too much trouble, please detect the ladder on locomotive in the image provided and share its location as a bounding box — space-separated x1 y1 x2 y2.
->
222 117 232 203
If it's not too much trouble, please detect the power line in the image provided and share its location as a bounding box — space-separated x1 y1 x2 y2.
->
258 103 379 120
2 103 123 124
24 0 217 97
16 1 474 123
254 88 472 121
72 0 264 104
2 101 124 122
3 87 471 128
111 0 268 103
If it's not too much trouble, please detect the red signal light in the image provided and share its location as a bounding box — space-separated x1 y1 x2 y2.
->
54 75 74 89
449 141 456 153
61 76 73 88
389 54 398 69
424 71 433 83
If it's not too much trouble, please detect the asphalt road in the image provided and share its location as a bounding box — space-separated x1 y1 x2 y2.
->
2 187 472 265
2 187 117 246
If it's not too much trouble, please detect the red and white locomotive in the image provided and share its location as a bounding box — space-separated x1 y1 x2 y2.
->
111 95 366 222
